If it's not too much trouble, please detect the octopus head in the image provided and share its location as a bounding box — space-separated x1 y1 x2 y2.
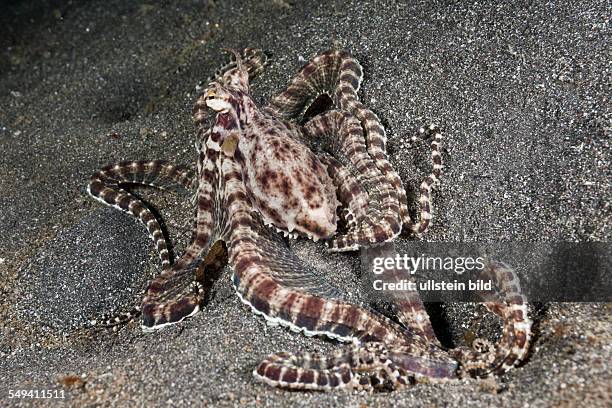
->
203 49 253 124
203 80 252 157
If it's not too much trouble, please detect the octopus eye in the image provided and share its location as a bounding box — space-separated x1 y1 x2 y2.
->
206 98 232 113
203 87 232 113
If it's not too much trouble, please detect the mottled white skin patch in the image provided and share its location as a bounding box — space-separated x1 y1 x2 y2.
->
206 85 339 241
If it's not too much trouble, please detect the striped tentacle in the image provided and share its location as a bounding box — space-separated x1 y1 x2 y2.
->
139 94 227 330
318 149 439 344
254 344 392 391
303 110 401 251
392 297 439 346
255 348 357 391
305 112 384 216
320 154 439 345
360 243 441 347
331 53 411 233
450 260 532 377
256 340 458 391
141 50 268 329
266 50 408 246
407 125 444 235
87 160 196 326
266 50 345 120
212 48 267 84
87 160 195 269
321 155 439 345
141 131 225 330
318 154 369 229
221 156 411 344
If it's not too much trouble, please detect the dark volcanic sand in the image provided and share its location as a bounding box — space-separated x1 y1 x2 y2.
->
0 1 610 407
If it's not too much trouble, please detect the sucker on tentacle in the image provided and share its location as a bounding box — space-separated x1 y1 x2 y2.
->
267 51 406 251
255 259 531 391
408 124 444 235
86 48 532 392
303 111 401 251
88 160 196 269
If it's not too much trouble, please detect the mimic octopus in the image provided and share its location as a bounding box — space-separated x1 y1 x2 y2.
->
87 49 532 391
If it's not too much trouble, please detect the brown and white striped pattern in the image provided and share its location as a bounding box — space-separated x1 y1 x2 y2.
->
139 140 222 330
256 340 459 391
87 48 531 391
256 50 530 389
88 160 195 269
450 260 532 377
267 51 405 250
255 259 531 390
409 125 444 235
303 110 401 250
317 154 369 229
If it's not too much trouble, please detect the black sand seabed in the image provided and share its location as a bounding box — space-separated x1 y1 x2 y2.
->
0 1 610 406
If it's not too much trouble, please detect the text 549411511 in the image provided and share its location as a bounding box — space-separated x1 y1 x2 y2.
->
8 389 65 399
